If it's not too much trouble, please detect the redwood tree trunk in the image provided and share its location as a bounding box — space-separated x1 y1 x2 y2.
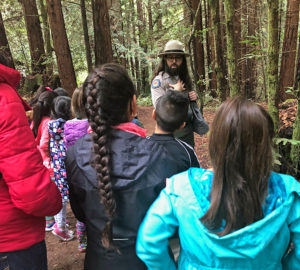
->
209 0 227 101
279 0 299 101
80 0 93 72
20 0 46 74
38 0 53 77
46 0 77 95
0 11 15 68
191 0 206 96
93 0 113 65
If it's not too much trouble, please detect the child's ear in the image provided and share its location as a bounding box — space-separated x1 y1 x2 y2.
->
178 122 186 130
130 95 137 117
152 109 156 120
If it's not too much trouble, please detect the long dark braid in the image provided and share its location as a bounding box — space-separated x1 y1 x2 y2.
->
83 63 135 249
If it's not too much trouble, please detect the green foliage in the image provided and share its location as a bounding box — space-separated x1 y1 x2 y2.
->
137 95 153 106
274 138 300 146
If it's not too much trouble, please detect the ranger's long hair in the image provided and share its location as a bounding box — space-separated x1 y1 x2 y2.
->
153 56 192 90
83 63 136 249
201 97 274 236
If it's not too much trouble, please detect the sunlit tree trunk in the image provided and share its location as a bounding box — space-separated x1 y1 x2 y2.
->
46 0 77 95
267 0 279 132
20 0 46 74
279 0 299 101
92 0 113 65
0 11 15 68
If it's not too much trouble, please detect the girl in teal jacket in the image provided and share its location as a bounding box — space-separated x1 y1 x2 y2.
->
136 97 300 269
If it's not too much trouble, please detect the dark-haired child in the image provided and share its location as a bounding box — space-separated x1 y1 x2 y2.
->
151 90 200 169
48 96 74 241
64 87 89 252
31 90 58 231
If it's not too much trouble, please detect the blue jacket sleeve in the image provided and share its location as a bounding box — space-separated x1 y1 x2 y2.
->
283 194 300 269
136 187 178 270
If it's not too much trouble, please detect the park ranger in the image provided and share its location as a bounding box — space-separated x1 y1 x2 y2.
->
151 40 200 147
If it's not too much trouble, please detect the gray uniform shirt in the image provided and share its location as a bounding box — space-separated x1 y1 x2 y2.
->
151 71 181 108
151 71 193 138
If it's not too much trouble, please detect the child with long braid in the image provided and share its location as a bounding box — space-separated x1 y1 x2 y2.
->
66 63 192 270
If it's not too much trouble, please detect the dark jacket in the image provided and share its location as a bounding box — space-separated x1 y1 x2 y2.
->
66 130 182 270
150 133 200 169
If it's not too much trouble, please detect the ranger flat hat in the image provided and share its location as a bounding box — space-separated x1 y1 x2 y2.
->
158 40 190 57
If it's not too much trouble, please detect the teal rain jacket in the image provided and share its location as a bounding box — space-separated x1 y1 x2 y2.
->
136 168 300 269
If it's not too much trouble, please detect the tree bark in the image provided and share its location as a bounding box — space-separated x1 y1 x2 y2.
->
137 0 150 94
279 0 300 101
224 0 239 96
46 0 77 95
38 0 53 77
267 0 279 132
93 0 113 65
0 11 15 68
209 0 227 101
20 0 46 74
191 0 206 104
80 0 93 72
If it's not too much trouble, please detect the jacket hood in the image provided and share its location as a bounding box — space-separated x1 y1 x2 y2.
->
64 119 89 150
68 130 167 189
0 64 31 111
169 168 299 260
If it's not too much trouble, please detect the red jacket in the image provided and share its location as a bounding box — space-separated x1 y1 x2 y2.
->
0 64 62 252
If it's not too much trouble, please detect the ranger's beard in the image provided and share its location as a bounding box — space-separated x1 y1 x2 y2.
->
165 62 185 77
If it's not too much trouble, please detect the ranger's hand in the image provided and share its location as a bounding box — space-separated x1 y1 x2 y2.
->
169 80 185 91
188 91 198 101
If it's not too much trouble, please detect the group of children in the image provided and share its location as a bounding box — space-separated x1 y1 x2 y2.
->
24 63 299 270
28 86 88 252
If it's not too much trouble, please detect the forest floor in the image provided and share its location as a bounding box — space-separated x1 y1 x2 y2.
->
46 105 215 270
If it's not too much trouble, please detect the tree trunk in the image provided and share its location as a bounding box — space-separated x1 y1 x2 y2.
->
93 0 113 65
137 0 150 94
245 0 258 99
191 0 206 107
290 42 300 173
38 0 53 77
224 0 239 96
206 0 217 96
80 0 93 72
209 0 227 101
46 0 77 95
20 0 46 74
233 0 241 94
0 11 15 68
267 0 279 132
279 0 299 102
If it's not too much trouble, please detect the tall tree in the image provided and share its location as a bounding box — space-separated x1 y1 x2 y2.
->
267 0 279 132
190 0 205 110
0 11 15 68
136 0 150 94
279 0 300 102
209 0 227 101
92 0 113 65
38 0 53 76
80 0 92 72
224 0 239 96
46 0 77 95
290 40 300 173
20 0 46 74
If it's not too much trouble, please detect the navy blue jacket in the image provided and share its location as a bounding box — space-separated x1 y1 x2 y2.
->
66 129 186 270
